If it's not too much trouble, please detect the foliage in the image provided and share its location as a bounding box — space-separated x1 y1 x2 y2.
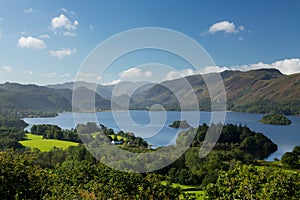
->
0 150 53 199
161 123 277 187
234 100 300 115
31 124 81 142
0 149 181 199
0 117 27 150
281 145 300 168
205 164 300 200
260 114 291 125
77 122 149 148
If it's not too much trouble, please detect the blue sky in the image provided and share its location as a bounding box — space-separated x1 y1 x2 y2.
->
0 0 300 85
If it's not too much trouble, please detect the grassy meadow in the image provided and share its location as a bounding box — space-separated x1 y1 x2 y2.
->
20 133 79 152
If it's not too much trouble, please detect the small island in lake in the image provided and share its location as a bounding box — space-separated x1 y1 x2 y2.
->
169 120 191 129
260 114 292 125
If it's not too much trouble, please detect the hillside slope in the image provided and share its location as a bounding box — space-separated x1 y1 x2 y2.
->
131 69 300 114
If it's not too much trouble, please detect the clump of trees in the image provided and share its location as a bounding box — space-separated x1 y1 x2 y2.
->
0 117 27 150
281 145 300 168
160 123 278 187
0 148 182 199
260 114 291 125
205 164 300 199
30 124 81 143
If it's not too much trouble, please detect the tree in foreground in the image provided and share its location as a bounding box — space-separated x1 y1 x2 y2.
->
205 164 300 200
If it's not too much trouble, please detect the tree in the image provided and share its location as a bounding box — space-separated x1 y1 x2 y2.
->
205 164 300 200
281 152 299 168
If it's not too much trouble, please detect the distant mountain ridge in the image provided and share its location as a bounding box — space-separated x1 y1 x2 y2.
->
129 68 300 114
1 68 300 115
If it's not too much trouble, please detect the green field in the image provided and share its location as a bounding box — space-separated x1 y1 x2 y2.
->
20 134 79 152
161 181 204 200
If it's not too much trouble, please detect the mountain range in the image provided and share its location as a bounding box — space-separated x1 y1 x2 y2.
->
1 68 299 115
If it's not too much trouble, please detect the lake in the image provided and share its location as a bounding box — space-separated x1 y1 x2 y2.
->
24 111 300 161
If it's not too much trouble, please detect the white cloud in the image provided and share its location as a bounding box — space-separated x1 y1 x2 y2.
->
49 48 77 59
120 67 152 79
198 58 300 75
2 66 12 72
208 21 244 34
165 68 198 81
199 66 229 74
40 34 50 39
89 25 94 30
103 79 122 86
23 8 36 15
103 68 153 85
17 36 46 50
50 14 79 36
0 30 3 38
233 58 300 75
238 37 244 41
0 18 3 21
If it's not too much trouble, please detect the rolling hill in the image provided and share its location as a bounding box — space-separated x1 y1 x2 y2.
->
1 68 300 116
130 68 300 115
0 82 112 115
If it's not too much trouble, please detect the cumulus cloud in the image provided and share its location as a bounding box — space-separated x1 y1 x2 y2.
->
198 58 300 75
199 66 229 74
23 8 36 15
165 68 198 81
17 36 46 50
50 14 79 36
120 67 152 79
49 48 77 59
103 79 122 86
234 58 300 75
208 21 244 34
103 68 153 85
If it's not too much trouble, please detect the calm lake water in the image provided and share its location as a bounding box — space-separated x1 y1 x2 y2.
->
24 111 300 161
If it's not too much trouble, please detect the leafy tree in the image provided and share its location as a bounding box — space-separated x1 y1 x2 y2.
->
281 152 299 168
205 164 300 200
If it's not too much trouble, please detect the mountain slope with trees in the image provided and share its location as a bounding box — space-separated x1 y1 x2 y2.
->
1 68 300 116
130 68 300 115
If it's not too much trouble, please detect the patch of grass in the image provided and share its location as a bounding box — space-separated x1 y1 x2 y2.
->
20 134 79 152
161 181 204 200
184 190 205 200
